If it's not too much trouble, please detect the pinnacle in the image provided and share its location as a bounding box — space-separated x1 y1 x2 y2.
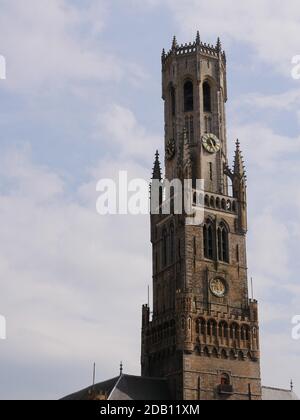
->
216 37 222 52
152 151 162 181
172 35 178 50
234 139 246 178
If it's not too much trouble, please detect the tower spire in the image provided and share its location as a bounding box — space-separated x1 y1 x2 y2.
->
234 139 246 179
152 150 162 181
172 35 178 51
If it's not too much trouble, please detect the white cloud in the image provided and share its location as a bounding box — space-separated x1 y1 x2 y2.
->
234 89 300 112
95 104 161 163
153 0 300 75
0 0 145 92
0 104 160 398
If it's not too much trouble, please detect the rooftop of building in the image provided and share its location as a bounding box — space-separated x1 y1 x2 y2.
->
61 374 298 401
61 374 171 401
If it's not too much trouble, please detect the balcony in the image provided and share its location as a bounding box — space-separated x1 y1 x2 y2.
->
218 384 234 396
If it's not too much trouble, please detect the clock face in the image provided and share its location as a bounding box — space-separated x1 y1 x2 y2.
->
210 278 227 298
202 133 221 154
166 138 176 160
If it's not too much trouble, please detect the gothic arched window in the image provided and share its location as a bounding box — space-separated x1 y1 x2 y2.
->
219 321 228 339
218 222 229 263
203 219 214 260
230 323 239 340
184 81 194 112
207 320 217 337
203 81 212 112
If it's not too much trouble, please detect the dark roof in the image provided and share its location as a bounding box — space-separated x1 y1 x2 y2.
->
61 375 171 401
61 376 119 401
62 376 298 401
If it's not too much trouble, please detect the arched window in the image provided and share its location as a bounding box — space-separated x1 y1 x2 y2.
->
221 373 230 386
218 222 229 263
203 219 214 260
241 325 250 341
203 81 212 112
184 81 194 112
207 320 217 336
170 85 176 117
197 318 206 335
219 322 228 339
162 230 168 267
230 323 239 340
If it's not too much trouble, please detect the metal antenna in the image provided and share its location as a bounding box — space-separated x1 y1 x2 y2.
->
92 363 96 390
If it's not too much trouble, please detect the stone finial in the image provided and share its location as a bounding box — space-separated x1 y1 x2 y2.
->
120 361 123 376
172 35 178 51
216 37 222 52
152 150 162 181
196 31 201 46
234 139 246 179
291 380 294 392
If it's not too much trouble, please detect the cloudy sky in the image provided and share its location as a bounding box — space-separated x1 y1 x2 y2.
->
0 0 300 399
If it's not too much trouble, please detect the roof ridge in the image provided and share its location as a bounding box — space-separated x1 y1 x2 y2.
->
107 375 123 400
122 374 168 382
262 386 291 392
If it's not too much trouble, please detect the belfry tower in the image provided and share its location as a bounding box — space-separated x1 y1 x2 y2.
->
141 34 262 400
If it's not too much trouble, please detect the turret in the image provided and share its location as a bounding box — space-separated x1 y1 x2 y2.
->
152 150 162 181
225 139 248 233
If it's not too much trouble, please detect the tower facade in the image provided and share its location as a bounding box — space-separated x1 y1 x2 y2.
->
141 34 262 400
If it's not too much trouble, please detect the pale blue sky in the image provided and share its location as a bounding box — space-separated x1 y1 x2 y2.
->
0 0 300 399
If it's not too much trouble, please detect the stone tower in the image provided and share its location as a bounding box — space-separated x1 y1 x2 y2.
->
141 34 262 400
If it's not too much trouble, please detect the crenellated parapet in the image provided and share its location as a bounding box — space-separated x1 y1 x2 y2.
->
162 33 226 69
